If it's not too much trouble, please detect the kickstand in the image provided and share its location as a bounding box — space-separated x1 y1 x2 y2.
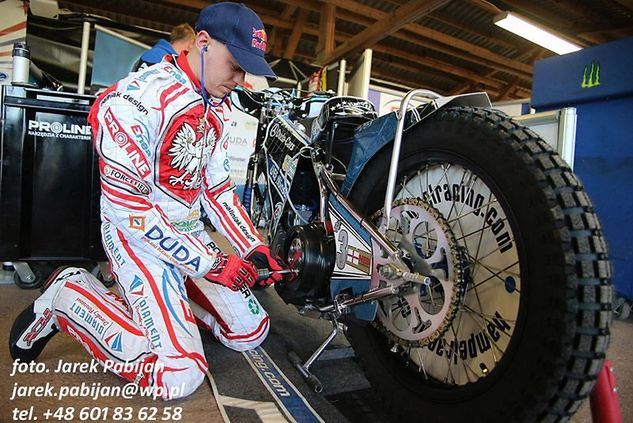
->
288 318 350 393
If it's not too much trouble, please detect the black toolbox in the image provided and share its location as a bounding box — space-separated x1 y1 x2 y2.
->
0 86 105 283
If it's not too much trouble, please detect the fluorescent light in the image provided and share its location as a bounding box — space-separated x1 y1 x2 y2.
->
494 12 582 55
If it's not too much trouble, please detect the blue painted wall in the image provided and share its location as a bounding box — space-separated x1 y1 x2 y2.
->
532 36 633 299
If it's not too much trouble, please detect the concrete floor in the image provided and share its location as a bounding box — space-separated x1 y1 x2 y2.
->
571 316 632 423
0 276 223 423
0 267 630 422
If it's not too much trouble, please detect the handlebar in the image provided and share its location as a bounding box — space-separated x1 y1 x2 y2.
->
232 86 334 121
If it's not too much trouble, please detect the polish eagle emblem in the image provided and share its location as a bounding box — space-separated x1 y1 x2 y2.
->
167 122 217 190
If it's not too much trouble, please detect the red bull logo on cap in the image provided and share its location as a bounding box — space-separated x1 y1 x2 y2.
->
252 28 267 52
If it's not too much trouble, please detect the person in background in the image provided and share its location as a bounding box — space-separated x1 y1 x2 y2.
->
133 23 195 71
10 2 289 400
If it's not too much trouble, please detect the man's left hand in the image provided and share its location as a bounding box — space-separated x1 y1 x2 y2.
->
245 245 289 287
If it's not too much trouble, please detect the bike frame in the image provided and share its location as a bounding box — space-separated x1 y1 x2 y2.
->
241 89 492 320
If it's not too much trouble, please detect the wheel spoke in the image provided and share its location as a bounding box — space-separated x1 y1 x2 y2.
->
461 306 517 324
466 253 521 278
462 310 504 362
465 191 494 326
449 324 479 383
454 215 511 245
415 348 429 380
441 338 458 384
445 198 500 225
447 169 471 242
439 163 458 222
467 260 520 293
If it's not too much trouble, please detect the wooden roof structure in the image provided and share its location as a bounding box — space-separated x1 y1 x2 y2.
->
57 0 633 100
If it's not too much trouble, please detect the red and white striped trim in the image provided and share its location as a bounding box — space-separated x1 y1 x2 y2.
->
101 183 152 211
220 316 269 344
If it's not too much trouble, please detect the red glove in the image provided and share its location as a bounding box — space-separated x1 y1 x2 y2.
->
204 252 258 291
245 245 288 287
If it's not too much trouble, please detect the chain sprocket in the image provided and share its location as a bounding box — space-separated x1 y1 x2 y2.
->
371 198 466 347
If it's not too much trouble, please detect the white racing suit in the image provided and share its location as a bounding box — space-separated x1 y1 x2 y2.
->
50 52 268 399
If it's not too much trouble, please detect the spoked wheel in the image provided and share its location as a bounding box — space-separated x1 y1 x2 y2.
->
347 107 612 422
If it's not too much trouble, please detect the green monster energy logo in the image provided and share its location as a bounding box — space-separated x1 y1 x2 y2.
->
581 60 601 88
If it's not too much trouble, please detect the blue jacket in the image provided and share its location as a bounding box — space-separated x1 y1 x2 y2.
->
138 39 176 66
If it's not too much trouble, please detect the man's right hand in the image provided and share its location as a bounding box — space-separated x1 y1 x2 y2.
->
204 253 258 291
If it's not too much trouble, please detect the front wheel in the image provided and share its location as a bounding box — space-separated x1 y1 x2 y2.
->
347 107 612 422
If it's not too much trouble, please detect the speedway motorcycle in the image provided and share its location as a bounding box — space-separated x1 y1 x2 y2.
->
231 87 612 422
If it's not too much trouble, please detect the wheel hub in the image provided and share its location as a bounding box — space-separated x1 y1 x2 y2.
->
287 237 304 271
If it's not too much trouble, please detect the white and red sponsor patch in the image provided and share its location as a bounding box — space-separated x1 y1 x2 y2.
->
103 108 151 178
101 162 151 195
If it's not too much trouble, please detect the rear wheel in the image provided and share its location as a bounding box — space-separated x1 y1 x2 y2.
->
347 107 612 422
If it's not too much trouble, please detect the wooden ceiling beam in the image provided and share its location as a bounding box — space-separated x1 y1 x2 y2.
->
550 0 613 25
319 0 532 75
610 0 633 13
281 5 298 19
257 8 532 92
580 23 633 36
372 57 461 86
496 76 521 100
463 0 502 15
292 42 505 97
59 1 176 31
373 45 507 89
283 8 308 59
155 0 208 11
271 0 530 76
317 3 336 55
493 47 544 100
449 81 475 95
269 5 297 57
448 67 531 98
319 0 451 65
370 67 448 93
271 0 534 78
371 65 527 98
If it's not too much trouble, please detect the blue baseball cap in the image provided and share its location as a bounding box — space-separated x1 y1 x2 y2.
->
195 2 277 80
